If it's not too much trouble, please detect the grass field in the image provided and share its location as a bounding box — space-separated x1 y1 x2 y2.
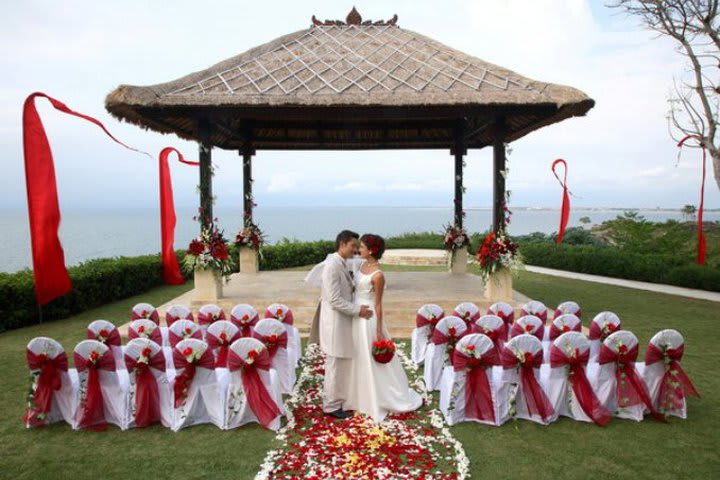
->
0 269 717 479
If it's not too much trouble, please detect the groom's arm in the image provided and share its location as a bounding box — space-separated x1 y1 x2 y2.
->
322 261 361 317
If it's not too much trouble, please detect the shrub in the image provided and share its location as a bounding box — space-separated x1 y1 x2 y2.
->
259 241 335 270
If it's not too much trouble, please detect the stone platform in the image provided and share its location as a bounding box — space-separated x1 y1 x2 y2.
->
149 271 529 338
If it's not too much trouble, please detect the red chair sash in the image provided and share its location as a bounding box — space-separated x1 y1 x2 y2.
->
521 309 547 322
172 348 215 408
169 328 203 348
589 321 620 341
510 322 543 341
230 312 259 336
125 352 166 427
198 309 226 326
206 331 242 367
430 328 464 359
550 345 611 426
500 348 553 422
453 349 498 423
453 309 480 327
555 308 581 320
470 325 504 352
24 350 69 426
645 343 700 411
86 328 121 347
548 322 581 341
251 330 289 360
128 325 163 345
131 309 160 323
166 311 193 327
227 349 281 429
489 310 514 341
598 344 665 422
416 311 444 329
74 350 115 430
265 308 294 326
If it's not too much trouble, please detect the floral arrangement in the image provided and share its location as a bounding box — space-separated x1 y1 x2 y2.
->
372 339 396 364
442 223 470 252
599 321 619 341
136 323 156 338
476 230 521 281
95 329 110 342
184 212 235 282
235 219 265 250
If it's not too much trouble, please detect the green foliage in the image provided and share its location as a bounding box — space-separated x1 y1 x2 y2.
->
522 243 720 292
259 241 335 271
385 231 445 250
514 227 605 246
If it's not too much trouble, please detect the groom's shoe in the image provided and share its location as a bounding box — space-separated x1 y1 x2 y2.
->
326 409 352 420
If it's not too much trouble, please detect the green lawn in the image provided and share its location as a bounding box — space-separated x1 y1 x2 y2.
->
0 270 717 479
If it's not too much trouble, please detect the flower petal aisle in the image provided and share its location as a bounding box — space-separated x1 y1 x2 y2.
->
255 343 469 479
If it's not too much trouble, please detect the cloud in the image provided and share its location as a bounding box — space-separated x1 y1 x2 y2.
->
266 173 298 193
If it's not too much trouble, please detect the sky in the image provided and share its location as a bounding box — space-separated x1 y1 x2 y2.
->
1 0 718 212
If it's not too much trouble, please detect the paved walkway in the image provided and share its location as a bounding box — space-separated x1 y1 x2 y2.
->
526 265 720 303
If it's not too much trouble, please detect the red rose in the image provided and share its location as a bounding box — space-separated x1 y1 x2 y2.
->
448 327 457 337
89 351 100 362
36 353 48 363
607 323 618 332
562 325 570 332
276 308 283 316
141 347 152 358
268 334 278 344
466 345 476 351
219 332 228 342
373 340 384 349
182 347 193 357
248 350 259 359
618 344 628 354
523 352 534 364
184 327 192 336
98 329 109 339
242 314 249 321
524 324 534 332
138 325 146 334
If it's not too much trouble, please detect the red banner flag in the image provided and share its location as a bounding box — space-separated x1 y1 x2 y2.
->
22 93 149 305
677 135 707 265
552 159 570 245
159 147 198 284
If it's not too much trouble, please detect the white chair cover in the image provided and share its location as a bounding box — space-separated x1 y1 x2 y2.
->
547 314 583 360
25 337 77 428
643 329 690 418
171 339 225 431
166 320 202 370
72 340 128 430
473 315 505 353
87 319 124 367
197 304 226 334
502 334 553 425
166 304 193 325
265 303 302 368
225 338 283 431
253 318 296 394
129 319 165 347
589 312 622 360
521 300 548 321
132 302 159 323
453 302 480 325
124 339 173 429
547 332 599 424
423 316 467 391
512 315 545 341
411 304 445 365
439 334 510 426
230 304 259 337
554 301 581 319
594 331 646 421
488 302 514 319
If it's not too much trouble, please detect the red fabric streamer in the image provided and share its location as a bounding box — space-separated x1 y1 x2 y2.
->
172 347 215 408
124 351 166 427
551 159 570 245
159 147 198 284
645 343 700 413
677 135 707 265
23 350 69 426
500 348 554 422
74 349 116 430
488 308 514 341
22 93 149 305
227 348 281 430
453 348 499 423
550 345 611 426
598 344 665 422
207 331 242 367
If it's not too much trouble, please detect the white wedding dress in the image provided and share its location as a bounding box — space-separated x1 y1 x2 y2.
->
344 266 423 422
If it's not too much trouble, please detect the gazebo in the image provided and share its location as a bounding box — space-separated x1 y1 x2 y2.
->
106 9 593 301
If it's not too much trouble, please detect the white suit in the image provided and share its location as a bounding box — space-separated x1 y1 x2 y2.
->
319 253 361 412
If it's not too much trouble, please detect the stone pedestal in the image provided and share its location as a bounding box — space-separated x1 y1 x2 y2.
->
194 268 222 301
485 267 513 302
239 247 259 274
448 247 468 274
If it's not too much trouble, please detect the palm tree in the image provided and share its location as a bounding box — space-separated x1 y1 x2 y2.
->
681 204 697 221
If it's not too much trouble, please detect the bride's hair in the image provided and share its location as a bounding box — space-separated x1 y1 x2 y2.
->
361 234 385 260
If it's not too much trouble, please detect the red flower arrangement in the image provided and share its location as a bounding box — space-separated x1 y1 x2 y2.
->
373 339 396 364
476 230 521 280
442 223 470 252
235 219 265 250
183 210 235 281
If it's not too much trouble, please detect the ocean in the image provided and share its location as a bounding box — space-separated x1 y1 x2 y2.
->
2 206 718 273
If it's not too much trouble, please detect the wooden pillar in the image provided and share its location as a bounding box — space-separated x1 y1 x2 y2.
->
452 122 467 228
241 143 255 226
198 120 213 231
492 119 507 233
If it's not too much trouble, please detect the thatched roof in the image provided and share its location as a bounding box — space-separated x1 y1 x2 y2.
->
106 11 594 150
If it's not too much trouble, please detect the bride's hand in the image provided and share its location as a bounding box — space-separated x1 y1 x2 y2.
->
376 327 384 342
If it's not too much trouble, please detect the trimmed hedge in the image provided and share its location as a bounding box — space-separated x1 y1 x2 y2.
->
521 243 720 292
259 241 335 270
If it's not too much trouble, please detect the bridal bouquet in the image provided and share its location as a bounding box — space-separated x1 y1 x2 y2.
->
184 216 235 282
372 339 396 364
476 230 521 281
235 219 265 250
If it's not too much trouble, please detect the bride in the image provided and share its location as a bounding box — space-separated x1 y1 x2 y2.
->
344 233 423 422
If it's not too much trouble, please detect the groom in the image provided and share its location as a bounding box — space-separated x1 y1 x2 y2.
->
320 230 372 419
